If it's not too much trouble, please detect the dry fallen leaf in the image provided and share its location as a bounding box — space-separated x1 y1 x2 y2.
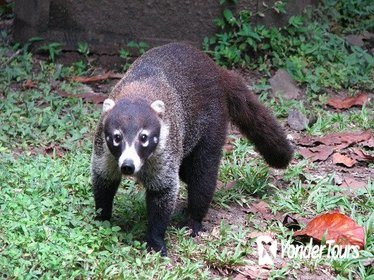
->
332 153 356 167
298 130 372 147
22 79 38 89
234 265 270 280
351 148 374 162
299 145 334 162
319 130 372 147
340 176 369 190
71 72 123 83
294 211 365 249
327 93 369 109
210 226 221 239
361 136 374 148
44 145 65 158
245 201 274 220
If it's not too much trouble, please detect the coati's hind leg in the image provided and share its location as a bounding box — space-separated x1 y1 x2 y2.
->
180 134 226 237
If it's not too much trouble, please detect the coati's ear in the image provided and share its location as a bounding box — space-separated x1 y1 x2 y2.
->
103 99 115 113
151 100 165 118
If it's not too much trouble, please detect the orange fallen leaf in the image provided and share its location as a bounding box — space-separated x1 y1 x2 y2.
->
332 153 356 167
327 93 369 109
22 79 38 89
294 211 365 249
71 72 123 83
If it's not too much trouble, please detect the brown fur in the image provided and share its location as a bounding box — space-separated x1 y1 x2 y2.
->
91 42 293 256
221 70 293 168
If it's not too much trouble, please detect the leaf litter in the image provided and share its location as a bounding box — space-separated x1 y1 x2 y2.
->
297 130 373 168
327 93 369 109
294 211 365 250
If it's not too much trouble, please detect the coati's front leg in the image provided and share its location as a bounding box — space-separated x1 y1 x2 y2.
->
145 188 177 256
92 169 121 221
141 167 179 256
91 146 122 221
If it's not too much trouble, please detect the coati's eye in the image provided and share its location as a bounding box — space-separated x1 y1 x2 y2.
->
113 133 122 144
114 134 121 141
140 134 148 143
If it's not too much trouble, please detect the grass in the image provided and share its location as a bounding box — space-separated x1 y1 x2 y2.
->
0 153 211 278
1 0 374 278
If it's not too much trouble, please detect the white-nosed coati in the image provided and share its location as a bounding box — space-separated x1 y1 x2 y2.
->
91 43 293 256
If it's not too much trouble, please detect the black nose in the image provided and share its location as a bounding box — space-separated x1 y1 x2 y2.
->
121 160 135 175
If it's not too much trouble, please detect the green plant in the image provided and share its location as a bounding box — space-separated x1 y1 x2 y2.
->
315 0 374 33
127 41 149 55
77 42 90 57
119 41 149 71
204 0 374 93
38 42 63 62
119 48 132 71
0 1 14 16
72 60 88 75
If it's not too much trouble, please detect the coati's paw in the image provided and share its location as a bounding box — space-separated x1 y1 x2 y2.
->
146 235 167 256
177 215 206 237
188 219 206 237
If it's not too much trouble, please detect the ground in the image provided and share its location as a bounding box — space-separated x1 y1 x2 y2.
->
0 3 373 279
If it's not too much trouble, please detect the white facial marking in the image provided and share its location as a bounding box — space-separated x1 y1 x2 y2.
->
103 98 115 113
113 129 122 147
118 141 143 174
153 137 158 144
106 136 110 142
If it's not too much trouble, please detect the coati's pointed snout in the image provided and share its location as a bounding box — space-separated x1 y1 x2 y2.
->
121 159 135 175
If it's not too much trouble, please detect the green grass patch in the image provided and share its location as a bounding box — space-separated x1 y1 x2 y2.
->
204 0 374 93
0 152 212 279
